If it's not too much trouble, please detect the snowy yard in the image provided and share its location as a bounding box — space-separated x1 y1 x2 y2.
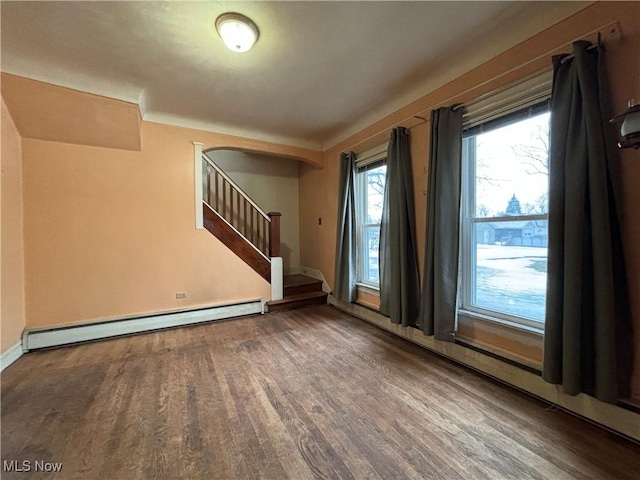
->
474 244 547 322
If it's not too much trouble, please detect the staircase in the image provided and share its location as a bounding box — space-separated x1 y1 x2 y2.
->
202 153 281 285
201 152 327 310
266 275 328 312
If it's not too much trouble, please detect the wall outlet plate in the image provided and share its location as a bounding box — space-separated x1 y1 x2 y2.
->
175 292 187 299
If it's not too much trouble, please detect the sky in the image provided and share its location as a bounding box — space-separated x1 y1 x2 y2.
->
362 111 550 222
473 112 550 217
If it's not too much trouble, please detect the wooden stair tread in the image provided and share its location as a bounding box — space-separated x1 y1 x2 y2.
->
283 274 323 297
268 275 326 312
283 274 322 287
266 291 328 312
267 291 327 306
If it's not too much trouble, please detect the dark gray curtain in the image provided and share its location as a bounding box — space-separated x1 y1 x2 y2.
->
334 152 357 302
543 41 633 403
379 128 420 326
418 107 463 341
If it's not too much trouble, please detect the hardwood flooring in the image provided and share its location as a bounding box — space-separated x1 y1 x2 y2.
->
2 305 639 479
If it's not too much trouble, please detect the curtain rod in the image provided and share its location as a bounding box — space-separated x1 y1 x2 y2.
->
559 36 601 65
410 115 428 126
452 39 602 113
350 115 430 153
347 22 617 153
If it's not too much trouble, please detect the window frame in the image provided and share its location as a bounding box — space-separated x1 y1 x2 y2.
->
459 100 551 332
354 144 387 289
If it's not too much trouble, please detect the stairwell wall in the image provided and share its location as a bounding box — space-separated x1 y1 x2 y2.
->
1 97 26 354
210 150 301 273
19 122 272 328
3 74 323 332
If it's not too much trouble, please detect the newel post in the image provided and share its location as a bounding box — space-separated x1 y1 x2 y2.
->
193 142 204 229
268 212 281 257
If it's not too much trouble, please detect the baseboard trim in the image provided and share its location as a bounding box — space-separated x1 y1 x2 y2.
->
1 342 24 371
23 300 263 351
328 296 640 442
299 266 330 293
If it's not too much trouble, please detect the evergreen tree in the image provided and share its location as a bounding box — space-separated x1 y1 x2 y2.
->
506 194 522 215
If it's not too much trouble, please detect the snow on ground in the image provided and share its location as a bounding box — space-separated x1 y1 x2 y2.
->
474 244 547 321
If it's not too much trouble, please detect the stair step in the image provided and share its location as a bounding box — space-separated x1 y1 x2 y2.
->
283 274 323 296
267 291 328 312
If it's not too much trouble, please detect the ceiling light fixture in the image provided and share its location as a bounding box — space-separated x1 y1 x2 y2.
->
215 12 259 53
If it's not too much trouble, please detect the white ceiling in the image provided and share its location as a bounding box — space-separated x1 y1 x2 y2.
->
1 1 588 150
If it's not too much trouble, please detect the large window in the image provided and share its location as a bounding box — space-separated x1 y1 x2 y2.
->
355 155 386 287
460 102 550 329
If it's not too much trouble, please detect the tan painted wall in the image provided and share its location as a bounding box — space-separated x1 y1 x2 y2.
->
356 288 380 310
20 117 323 328
1 73 324 168
0 71 323 330
1 73 142 151
210 150 301 272
299 2 640 399
1 98 26 352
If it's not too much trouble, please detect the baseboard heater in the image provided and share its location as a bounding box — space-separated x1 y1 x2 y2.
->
23 299 264 351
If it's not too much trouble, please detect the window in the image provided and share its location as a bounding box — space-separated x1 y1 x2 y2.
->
459 72 551 330
355 145 387 287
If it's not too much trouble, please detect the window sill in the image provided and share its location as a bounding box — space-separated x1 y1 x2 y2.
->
457 310 543 370
356 284 380 310
455 335 543 372
458 309 544 336
356 283 379 295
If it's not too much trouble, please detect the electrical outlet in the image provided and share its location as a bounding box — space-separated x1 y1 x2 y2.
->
175 292 187 299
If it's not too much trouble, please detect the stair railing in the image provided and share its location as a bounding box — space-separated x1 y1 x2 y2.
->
202 154 280 259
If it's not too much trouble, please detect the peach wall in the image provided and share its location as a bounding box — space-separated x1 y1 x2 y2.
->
299 2 640 399
1 73 324 168
456 321 543 369
1 97 26 352
21 118 321 328
356 288 380 310
1 73 142 151
0 70 323 330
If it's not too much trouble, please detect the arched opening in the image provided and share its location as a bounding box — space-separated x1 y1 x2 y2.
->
202 148 301 274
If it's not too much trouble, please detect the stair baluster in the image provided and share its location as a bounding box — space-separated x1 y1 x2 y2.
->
201 154 281 281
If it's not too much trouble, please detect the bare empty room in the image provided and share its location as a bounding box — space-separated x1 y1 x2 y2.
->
1 1 639 479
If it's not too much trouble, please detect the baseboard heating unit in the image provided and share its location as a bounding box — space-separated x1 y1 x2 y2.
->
23 299 263 351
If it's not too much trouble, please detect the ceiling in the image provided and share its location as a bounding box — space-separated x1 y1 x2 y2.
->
1 1 588 150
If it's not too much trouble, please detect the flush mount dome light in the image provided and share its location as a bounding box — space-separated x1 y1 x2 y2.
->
215 12 259 53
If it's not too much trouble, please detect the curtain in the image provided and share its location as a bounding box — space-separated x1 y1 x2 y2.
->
379 127 420 326
418 107 463 341
334 152 357 302
543 41 633 403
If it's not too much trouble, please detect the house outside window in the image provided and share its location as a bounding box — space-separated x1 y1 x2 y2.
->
459 71 552 330
355 144 387 288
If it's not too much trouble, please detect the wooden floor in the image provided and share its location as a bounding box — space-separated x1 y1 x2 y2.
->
2 305 639 479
